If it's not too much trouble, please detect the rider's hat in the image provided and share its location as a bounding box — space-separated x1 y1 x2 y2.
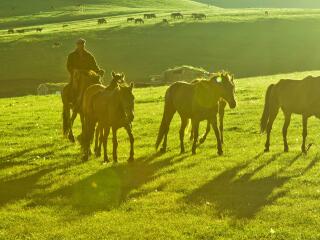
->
76 38 86 45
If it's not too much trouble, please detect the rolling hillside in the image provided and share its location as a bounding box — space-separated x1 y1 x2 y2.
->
198 0 320 8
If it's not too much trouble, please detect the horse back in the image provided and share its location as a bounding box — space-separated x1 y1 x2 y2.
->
276 78 320 115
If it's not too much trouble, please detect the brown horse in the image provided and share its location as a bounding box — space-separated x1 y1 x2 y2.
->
261 75 320 153
82 82 135 163
61 70 102 142
156 72 236 156
82 72 126 157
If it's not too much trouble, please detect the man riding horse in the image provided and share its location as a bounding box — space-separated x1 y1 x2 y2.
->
67 38 104 105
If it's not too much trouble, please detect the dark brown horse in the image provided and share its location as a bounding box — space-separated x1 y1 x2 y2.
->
82 82 135 163
62 70 102 142
156 72 236 156
261 75 320 153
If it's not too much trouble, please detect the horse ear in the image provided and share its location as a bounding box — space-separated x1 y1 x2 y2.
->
111 71 116 78
130 82 134 90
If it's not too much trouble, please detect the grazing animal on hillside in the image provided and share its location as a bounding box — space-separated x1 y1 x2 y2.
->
171 12 183 19
162 19 169 24
82 81 135 163
97 18 107 24
61 70 102 142
193 13 206 20
135 18 144 24
8 29 14 34
127 17 135 23
156 72 236 155
144 13 156 19
36 28 43 32
16 29 25 33
82 72 126 157
261 76 320 153
52 42 62 48
62 24 69 28
265 11 269 16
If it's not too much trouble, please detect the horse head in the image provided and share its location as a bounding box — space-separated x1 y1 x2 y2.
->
111 71 126 85
211 72 236 109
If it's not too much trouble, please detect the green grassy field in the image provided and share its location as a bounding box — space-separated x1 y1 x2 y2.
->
1 0 320 238
1 71 320 239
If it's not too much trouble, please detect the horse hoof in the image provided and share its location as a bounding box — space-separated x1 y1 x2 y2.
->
95 151 101 158
264 148 269 153
218 150 223 156
284 147 289 153
160 148 166 153
68 135 75 143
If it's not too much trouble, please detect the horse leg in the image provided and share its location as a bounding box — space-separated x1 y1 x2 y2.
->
68 110 77 142
98 126 104 156
192 120 200 155
103 127 110 163
264 107 279 152
94 123 101 157
112 127 118 163
301 115 308 154
125 125 134 162
160 110 175 153
199 121 210 144
218 101 226 144
282 112 291 152
62 102 71 137
189 120 194 141
179 116 188 154
211 115 223 156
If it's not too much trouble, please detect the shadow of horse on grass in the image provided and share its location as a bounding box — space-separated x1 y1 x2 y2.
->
33 152 188 214
184 152 319 219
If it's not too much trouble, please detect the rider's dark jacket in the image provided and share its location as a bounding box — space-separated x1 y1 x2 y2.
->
67 49 100 75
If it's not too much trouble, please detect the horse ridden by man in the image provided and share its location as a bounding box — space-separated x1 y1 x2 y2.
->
156 71 236 156
61 39 104 142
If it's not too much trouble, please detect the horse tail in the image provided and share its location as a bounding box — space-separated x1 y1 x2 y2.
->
260 84 275 133
155 87 175 150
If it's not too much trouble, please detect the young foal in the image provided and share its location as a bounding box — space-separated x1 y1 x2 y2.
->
261 75 320 153
82 82 135 162
82 72 126 156
156 72 236 155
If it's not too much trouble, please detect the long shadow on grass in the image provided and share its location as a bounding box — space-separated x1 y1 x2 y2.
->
184 152 318 219
0 160 78 208
34 152 188 214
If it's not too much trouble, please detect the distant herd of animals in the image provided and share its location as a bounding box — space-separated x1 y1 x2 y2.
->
7 10 271 35
61 69 319 163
